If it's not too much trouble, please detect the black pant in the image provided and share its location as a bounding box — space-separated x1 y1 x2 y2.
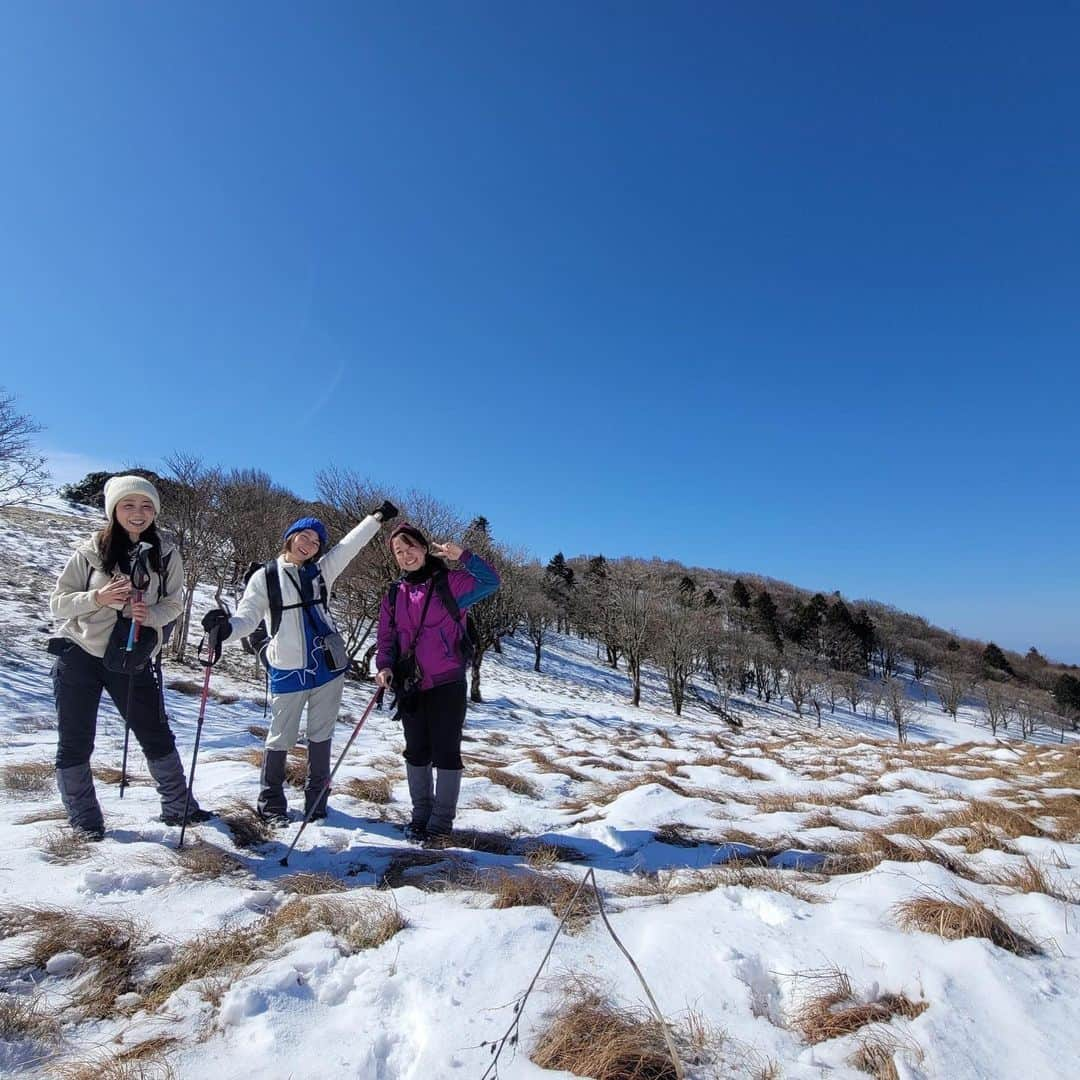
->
52 641 176 769
402 680 466 770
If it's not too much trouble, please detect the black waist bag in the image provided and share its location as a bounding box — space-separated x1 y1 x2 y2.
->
103 617 158 675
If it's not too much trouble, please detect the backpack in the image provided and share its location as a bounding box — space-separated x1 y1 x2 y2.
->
240 559 330 669
389 570 479 665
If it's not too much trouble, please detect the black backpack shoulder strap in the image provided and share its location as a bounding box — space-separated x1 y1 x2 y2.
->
157 551 172 602
388 580 400 627
265 560 284 636
434 570 461 620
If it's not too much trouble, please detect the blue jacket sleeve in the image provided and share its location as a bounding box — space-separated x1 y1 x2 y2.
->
449 550 500 611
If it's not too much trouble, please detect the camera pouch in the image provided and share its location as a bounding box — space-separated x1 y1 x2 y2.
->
322 630 350 673
103 617 158 675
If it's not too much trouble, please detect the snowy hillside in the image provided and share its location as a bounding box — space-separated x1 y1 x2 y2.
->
1 503 1078 1079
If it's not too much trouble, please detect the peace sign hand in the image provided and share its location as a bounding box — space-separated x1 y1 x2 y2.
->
432 541 464 562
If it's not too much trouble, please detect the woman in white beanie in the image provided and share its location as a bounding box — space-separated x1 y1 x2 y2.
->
48 474 210 839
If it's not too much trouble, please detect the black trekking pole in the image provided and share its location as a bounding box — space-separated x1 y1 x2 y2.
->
178 624 221 851
119 543 153 800
279 686 384 867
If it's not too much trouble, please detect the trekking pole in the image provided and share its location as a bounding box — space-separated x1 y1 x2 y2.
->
178 626 221 850
119 543 153 800
279 686 384 867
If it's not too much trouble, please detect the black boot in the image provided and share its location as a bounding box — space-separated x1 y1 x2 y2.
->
258 749 289 825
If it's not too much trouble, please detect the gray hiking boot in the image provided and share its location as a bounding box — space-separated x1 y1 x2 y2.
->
56 764 105 837
405 763 434 836
258 749 289 823
304 739 332 820
426 768 462 836
147 749 205 824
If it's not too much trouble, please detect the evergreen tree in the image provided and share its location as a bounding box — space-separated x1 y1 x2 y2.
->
731 578 752 609
982 642 1014 677
1052 673 1080 714
754 589 783 650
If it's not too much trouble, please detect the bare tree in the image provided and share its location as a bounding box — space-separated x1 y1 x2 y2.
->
0 390 49 506
649 598 702 716
938 657 974 722
838 669 862 714
863 678 884 722
883 676 912 743
162 452 224 660
520 564 558 673
980 680 1014 736
784 649 813 717
609 567 654 707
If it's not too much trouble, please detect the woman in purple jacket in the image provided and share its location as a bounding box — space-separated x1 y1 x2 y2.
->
375 522 499 841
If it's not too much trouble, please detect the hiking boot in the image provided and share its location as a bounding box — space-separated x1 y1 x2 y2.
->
403 822 428 843
73 823 105 842
56 764 105 836
257 749 289 820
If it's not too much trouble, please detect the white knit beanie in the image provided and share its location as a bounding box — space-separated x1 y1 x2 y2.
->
103 475 161 521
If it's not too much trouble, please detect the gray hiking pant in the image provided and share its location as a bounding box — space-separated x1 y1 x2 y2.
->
266 676 344 750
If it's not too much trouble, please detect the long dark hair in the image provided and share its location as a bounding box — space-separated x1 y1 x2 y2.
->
96 519 164 576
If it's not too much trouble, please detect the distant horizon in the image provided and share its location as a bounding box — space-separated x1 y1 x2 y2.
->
36 446 1079 669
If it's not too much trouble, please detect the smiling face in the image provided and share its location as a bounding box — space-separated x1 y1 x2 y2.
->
285 528 322 564
391 533 427 573
114 496 156 541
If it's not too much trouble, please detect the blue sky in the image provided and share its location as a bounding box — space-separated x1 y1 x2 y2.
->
2 4 1078 662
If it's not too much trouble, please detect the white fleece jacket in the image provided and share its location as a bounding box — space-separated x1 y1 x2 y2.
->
227 514 382 671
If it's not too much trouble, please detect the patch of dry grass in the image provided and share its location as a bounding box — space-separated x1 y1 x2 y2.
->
466 795 503 812
42 827 96 863
524 749 590 782
277 871 347 895
848 1028 924 1080
530 984 682 1079
793 969 927 1044
0 760 55 795
893 892 1041 956
0 906 148 1019
1035 793 1080 841
166 678 239 705
342 775 393 803
961 822 1019 855
52 1036 179 1080
15 807 68 825
380 850 456 889
990 858 1078 903
175 840 247 880
0 991 61 1044
481 767 539 798
247 724 268 740
823 831 986 883
218 799 276 848
285 747 308 788
92 765 147 786
269 895 408 953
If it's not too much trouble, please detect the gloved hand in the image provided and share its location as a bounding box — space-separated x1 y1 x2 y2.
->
201 608 233 642
373 500 399 523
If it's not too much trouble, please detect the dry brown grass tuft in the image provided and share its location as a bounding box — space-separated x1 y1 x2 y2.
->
802 811 850 831
278 871 347 895
175 840 247 880
53 1036 178 1080
481 767 539 798
342 775 393 803
247 724 269 740
466 795 503 812
961 822 1018 855
886 814 950 840
848 1028 924 1080
524 748 591 782
531 985 681 1079
380 850 455 889
41 827 96 864
955 799 1048 840
754 793 802 813
823 831 985 882
15 807 68 825
269 895 408 953
793 969 927 1044
0 760 55 795
0 991 61 1044
0 906 148 1019
219 799 276 848
990 858 1078 903
711 866 823 904
92 765 148 786
285 747 308 788
485 730 510 746
477 868 594 923
893 892 1041 956
1035 793 1080 841
166 677 239 705
143 923 269 1009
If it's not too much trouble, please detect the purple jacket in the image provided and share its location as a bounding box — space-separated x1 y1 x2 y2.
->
376 550 500 690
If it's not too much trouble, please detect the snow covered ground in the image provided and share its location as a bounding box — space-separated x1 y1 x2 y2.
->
1 503 1078 1079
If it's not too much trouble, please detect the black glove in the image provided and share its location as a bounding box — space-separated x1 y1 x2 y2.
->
201 608 233 642
374 499 399 523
